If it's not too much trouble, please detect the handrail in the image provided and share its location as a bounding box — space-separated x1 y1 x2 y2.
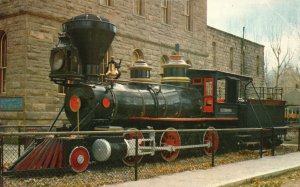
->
0 126 292 136
246 86 283 100
0 125 53 128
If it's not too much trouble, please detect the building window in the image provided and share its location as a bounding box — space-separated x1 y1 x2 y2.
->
161 0 171 24
161 55 169 64
256 55 260 76
160 55 169 75
58 85 65 94
0 31 7 94
184 0 192 31
230 47 233 70
186 59 192 67
99 0 113 6
101 47 113 81
131 49 144 63
134 0 145 16
212 42 216 67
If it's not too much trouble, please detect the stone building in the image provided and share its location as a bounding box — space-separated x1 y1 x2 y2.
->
207 27 264 86
0 0 264 127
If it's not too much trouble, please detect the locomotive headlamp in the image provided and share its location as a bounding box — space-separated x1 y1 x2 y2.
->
70 95 81 112
50 50 65 71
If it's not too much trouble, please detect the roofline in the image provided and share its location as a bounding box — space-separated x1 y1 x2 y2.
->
207 25 265 48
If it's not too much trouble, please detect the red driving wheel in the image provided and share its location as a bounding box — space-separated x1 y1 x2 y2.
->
123 128 144 166
160 128 181 162
69 146 90 173
203 127 219 156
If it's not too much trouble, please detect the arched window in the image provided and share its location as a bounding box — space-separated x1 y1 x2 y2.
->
0 31 7 94
131 49 144 63
256 55 260 76
230 47 233 70
134 0 145 16
100 47 113 82
160 55 169 75
161 55 169 64
186 59 192 67
212 42 216 67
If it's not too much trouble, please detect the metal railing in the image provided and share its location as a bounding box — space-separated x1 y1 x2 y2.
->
0 125 53 158
0 125 299 186
246 87 283 100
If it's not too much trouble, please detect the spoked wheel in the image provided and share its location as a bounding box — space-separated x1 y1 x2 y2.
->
160 127 181 162
69 146 90 173
203 127 219 156
123 128 144 166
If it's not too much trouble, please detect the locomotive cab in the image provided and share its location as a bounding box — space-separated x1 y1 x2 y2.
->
187 69 252 118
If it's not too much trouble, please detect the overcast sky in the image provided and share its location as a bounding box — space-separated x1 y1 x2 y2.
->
207 0 300 65
207 0 300 41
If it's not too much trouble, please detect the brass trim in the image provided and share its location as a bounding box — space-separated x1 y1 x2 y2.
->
129 66 152 70
129 78 152 82
162 64 191 67
161 77 190 83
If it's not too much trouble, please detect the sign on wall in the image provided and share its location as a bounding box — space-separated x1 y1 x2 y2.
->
0 97 24 111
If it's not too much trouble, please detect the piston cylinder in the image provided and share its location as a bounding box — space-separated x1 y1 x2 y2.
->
92 139 127 161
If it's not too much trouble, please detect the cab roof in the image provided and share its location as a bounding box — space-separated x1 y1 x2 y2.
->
187 69 253 82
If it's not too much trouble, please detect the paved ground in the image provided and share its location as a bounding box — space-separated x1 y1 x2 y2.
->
109 152 300 187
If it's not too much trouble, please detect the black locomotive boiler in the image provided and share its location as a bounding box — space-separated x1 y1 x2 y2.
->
9 14 286 173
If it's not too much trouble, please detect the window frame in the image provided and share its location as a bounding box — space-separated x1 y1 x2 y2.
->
184 0 192 31
133 0 145 16
256 55 260 76
0 31 7 94
161 0 171 24
101 47 113 82
131 49 144 64
58 85 65 94
212 42 217 67
99 0 113 6
230 47 234 70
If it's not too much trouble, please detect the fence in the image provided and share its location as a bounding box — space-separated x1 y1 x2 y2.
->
0 126 299 186
246 87 283 100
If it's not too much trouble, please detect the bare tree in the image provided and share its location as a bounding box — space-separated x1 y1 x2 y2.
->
269 31 294 88
264 51 272 87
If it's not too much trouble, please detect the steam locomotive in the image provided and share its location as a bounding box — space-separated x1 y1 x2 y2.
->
9 14 286 173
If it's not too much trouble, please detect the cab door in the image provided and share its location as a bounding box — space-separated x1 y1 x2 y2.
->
203 78 214 113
